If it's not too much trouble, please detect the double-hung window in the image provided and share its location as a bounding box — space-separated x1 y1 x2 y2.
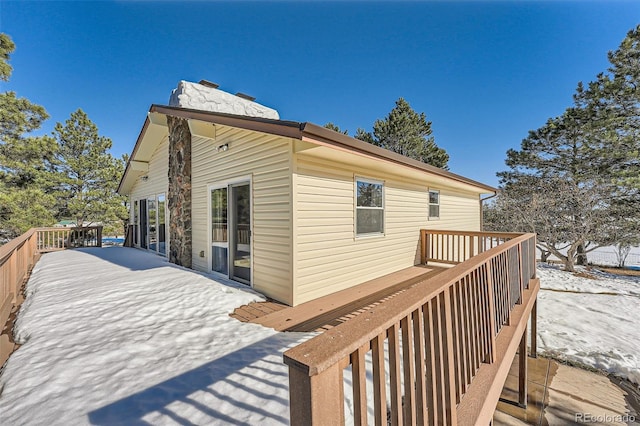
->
429 189 440 219
356 178 384 235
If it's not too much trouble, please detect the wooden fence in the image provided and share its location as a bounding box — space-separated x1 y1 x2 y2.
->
284 231 538 425
0 226 103 365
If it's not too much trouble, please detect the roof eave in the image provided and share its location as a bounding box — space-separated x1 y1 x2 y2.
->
118 104 496 196
117 115 152 195
300 123 497 193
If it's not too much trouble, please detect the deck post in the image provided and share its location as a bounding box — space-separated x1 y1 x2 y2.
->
530 298 537 358
485 261 497 364
442 289 458 425
518 325 528 408
517 243 524 304
9 249 18 304
470 236 475 258
421 229 427 264
287 361 344 425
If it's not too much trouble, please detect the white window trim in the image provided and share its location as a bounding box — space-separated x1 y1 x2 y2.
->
428 188 440 220
354 176 385 238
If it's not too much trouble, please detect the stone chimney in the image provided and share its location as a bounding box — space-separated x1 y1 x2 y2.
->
166 80 280 269
169 80 279 119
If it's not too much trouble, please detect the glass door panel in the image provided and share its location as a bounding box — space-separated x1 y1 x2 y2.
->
139 199 148 249
157 194 166 255
133 200 139 246
211 187 228 274
147 198 157 252
230 184 251 283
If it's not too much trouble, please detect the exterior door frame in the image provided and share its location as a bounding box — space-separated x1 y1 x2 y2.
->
207 175 253 286
133 194 169 258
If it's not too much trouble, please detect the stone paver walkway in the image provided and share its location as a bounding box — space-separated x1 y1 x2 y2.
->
494 356 639 425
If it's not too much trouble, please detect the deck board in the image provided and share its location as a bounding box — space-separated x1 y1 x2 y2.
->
230 265 447 332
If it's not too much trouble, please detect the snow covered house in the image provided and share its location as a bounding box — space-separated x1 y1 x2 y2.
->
118 80 496 306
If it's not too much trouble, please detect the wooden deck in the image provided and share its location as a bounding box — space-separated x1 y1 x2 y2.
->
230 265 447 332
283 231 539 425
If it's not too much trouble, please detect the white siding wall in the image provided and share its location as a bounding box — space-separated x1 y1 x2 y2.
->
191 126 293 304
293 154 481 305
129 136 170 239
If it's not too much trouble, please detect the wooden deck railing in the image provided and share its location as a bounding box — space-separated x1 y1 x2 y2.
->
420 229 526 265
36 226 103 252
284 231 538 425
0 226 103 365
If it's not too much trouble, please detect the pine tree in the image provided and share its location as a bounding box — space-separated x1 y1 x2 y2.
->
0 33 15 81
575 25 640 192
51 109 127 228
323 122 348 134
0 33 56 238
494 25 640 271
355 98 449 169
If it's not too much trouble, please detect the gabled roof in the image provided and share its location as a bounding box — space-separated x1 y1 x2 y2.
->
118 104 497 194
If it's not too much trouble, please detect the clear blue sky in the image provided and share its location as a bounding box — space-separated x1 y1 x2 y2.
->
1 1 639 187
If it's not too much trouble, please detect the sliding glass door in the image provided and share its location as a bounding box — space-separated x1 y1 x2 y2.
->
147 197 157 251
210 182 251 285
157 195 166 255
134 194 167 256
230 183 251 283
139 199 147 249
211 187 228 274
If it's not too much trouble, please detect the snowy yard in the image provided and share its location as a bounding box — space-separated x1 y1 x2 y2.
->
0 248 638 425
537 263 640 385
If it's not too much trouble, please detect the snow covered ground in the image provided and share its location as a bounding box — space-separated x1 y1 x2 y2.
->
0 248 312 425
538 245 640 267
536 263 640 385
0 248 638 425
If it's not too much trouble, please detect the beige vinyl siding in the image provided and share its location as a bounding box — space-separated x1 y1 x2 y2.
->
129 136 169 229
429 187 481 231
293 153 481 305
191 125 293 305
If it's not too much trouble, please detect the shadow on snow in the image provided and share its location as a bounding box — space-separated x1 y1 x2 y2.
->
88 333 299 425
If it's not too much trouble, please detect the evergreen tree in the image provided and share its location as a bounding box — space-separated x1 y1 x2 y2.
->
51 109 127 227
0 33 56 237
355 98 449 169
323 122 348 134
0 183 56 237
354 127 375 144
575 25 640 192
0 33 15 81
494 25 640 271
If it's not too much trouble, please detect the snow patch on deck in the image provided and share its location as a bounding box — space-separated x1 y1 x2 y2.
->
0 248 310 425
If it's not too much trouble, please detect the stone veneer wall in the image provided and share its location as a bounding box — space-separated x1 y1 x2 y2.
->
169 81 279 119
167 116 192 268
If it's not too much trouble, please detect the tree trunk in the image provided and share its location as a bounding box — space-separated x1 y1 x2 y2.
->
564 247 577 272
540 250 550 263
576 243 588 265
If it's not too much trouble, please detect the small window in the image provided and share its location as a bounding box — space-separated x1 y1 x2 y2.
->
429 190 440 219
356 178 384 235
